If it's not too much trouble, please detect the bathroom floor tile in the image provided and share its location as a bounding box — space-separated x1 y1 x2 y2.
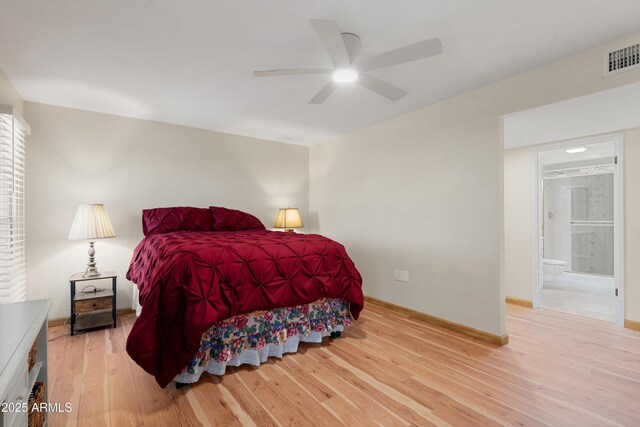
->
540 288 615 322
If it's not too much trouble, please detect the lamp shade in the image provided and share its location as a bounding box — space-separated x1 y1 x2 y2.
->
68 204 116 240
274 208 303 229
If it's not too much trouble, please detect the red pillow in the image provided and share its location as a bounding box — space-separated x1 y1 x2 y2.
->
210 206 266 231
142 207 213 236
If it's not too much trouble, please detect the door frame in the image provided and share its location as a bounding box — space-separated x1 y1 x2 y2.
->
531 133 624 325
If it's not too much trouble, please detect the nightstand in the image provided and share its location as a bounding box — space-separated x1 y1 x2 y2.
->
69 271 117 336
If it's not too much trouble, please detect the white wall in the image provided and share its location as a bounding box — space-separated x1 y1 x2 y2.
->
504 128 640 322
0 66 23 115
625 128 640 323
310 32 640 337
25 102 309 318
504 148 534 302
503 82 640 149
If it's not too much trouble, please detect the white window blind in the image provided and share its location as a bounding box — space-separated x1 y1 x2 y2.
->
0 106 29 304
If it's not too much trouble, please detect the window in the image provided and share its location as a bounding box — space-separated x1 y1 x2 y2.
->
0 105 29 304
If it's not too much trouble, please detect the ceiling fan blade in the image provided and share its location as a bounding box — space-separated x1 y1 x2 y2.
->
253 68 333 77
358 73 407 101
308 81 337 104
356 38 443 72
309 19 351 67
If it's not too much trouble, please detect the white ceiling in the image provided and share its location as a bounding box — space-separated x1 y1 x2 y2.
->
1 1 639 146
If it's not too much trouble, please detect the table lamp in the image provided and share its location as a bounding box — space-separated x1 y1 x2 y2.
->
68 204 116 277
274 208 303 233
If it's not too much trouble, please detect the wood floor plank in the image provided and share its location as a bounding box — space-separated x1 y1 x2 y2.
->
260 368 343 427
47 304 640 426
106 351 144 426
46 325 68 411
219 370 279 427
165 386 207 427
130 361 195 427
77 329 108 427
189 375 244 426
49 332 85 427
339 334 514 426
233 368 327 427
320 350 441 426
289 355 409 427
321 395 375 427
276 356 335 403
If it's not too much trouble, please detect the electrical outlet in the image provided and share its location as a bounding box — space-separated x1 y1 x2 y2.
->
393 269 409 283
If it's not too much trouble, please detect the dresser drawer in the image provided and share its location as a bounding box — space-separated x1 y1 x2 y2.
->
5 356 28 402
74 296 113 313
2 355 29 427
0 300 51 427
3 408 28 427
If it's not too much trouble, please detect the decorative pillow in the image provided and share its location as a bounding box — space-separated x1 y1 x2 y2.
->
210 206 266 231
142 207 213 236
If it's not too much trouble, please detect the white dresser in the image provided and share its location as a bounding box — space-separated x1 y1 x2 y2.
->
0 300 52 427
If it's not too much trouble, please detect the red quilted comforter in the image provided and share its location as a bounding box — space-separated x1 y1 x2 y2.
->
126 230 364 387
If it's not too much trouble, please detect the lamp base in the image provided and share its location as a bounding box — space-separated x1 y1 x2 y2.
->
83 241 101 277
284 229 296 233
83 268 101 278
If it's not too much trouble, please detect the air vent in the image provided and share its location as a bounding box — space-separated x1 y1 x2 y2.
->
603 42 640 77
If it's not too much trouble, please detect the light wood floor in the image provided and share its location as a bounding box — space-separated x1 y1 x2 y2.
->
47 303 640 427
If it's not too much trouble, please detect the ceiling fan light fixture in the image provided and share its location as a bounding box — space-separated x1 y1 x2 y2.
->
332 67 358 83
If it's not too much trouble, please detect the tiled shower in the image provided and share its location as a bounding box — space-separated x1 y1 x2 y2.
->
543 173 614 276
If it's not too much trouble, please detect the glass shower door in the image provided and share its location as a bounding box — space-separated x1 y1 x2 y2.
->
570 173 614 276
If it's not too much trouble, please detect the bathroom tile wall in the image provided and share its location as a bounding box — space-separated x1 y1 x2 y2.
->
571 173 614 276
544 173 614 276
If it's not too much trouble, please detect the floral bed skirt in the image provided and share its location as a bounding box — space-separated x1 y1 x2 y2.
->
174 297 353 384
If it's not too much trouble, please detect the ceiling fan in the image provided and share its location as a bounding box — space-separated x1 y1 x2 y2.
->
253 19 443 104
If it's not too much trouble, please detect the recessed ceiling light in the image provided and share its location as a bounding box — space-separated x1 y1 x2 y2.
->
565 146 588 154
332 67 358 83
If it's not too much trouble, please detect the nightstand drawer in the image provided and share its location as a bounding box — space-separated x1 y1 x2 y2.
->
75 296 113 313
75 309 114 331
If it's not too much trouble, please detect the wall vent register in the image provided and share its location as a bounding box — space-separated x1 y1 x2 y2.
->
603 42 639 76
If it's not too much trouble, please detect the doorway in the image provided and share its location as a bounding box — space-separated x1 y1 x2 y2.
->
533 136 624 324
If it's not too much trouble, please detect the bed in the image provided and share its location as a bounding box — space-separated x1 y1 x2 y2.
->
126 206 364 388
